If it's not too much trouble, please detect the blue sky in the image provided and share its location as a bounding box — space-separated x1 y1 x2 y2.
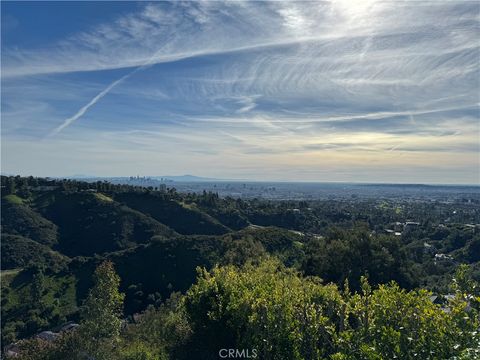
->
1 1 479 184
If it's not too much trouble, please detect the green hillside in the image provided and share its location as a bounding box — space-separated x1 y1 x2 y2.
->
1 234 68 270
114 192 231 235
1 267 77 345
1 198 58 246
39 192 177 256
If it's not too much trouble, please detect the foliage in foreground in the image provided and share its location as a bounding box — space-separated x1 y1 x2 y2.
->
184 260 479 360
11 260 479 360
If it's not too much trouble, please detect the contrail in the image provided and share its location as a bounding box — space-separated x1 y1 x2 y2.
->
49 53 157 136
49 73 131 136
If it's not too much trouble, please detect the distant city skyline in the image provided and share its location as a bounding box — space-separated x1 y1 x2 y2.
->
2 1 479 184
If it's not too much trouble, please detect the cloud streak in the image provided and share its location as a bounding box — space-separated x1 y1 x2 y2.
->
48 45 169 135
49 72 132 136
2 1 479 183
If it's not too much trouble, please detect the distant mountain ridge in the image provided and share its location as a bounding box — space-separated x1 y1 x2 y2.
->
67 174 237 182
151 175 228 182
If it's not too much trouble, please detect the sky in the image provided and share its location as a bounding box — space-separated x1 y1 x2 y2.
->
1 1 479 184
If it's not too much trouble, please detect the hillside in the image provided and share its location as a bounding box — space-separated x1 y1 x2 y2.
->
1 196 58 246
114 192 231 235
1 266 78 345
1 234 68 270
37 192 178 256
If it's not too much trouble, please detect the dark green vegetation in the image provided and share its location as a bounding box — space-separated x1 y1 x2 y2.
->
1 234 67 270
1 175 479 358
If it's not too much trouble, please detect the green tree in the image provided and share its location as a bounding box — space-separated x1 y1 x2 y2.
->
6 177 16 194
303 225 415 290
15 262 125 360
452 264 480 301
31 269 46 304
184 258 345 360
63 260 126 360
81 261 125 341
121 293 191 360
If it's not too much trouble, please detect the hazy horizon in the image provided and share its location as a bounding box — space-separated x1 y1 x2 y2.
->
2 172 480 187
2 1 479 184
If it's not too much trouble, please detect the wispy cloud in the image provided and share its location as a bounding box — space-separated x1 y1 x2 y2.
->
1 1 479 183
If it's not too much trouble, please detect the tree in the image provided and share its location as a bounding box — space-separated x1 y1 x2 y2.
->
81 261 125 340
121 293 191 360
184 258 345 360
74 261 126 360
302 226 415 290
6 177 16 194
31 269 46 304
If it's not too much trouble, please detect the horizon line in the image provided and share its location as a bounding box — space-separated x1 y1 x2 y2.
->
1 173 479 187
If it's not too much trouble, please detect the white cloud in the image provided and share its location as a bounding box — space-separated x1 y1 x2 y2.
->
1 1 479 182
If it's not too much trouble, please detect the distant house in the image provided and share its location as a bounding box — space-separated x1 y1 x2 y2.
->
60 322 79 332
424 242 436 255
434 253 454 264
4 343 20 358
429 293 472 314
3 323 79 358
28 185 57 191
429 293 454 312
464 224 480 231
444 294 456 302
394 222 403 232
384 226 402 236
36 331 59 342
404 221 420 233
